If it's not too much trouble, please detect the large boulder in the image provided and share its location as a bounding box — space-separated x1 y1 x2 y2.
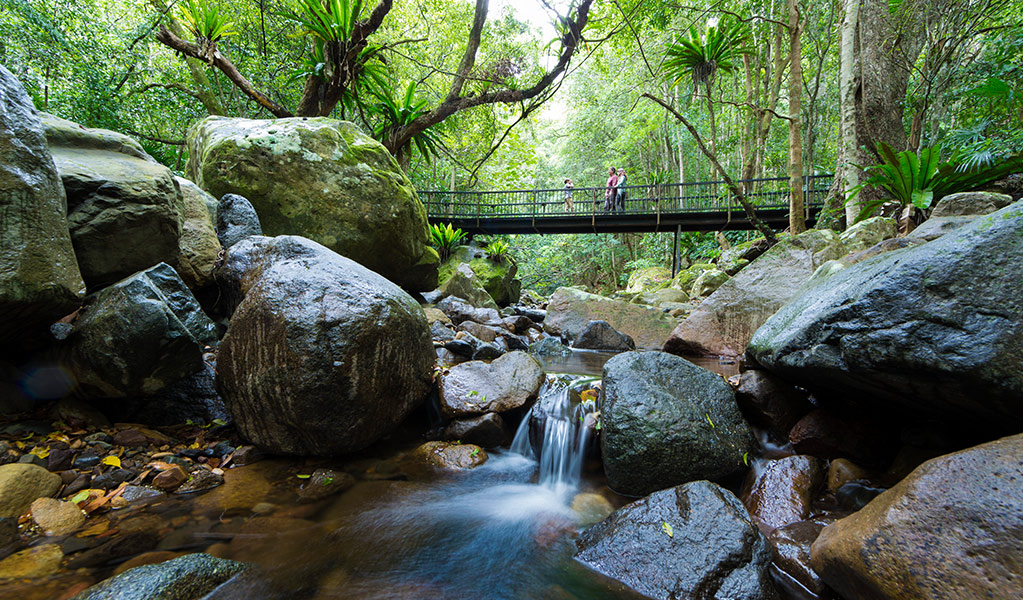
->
41 113 183 290
216 236 434 455
576 480 777 600
0 66 85 345
543 287 677 350
438 351 545 418
174 178 221 289
810 433 1023 599
439 246 520 306
71 553 247 600
64 263 216 399
749 201 1023 427
665 219 896 357
600 351 756 496
625 266 672 293
437 263 498 310
930 190 1013 217
572 320 635 352
186 116 437 291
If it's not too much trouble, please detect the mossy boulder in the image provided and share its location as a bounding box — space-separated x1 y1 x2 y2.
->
173 178 222 289
690 268 730 297
670 263 715 294
439 246 520 306
42 113 184 291
0 66 85 347
543 287 678 350
437 263 498 310
186 116 437 291
625 266 672 294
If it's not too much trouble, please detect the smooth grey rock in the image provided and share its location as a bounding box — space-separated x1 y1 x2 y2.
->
0 66 85 346
438 351 545 418
443 413 509 447
216 193 262 249
601 351 756 496
750 200 1023 427
71 553 246 600
66 263 216 398
572 320 635 352
216 236 434 455
931 191 1012 217
576 481 777 600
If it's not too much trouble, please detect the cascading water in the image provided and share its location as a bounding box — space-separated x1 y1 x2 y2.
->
511 375 600 490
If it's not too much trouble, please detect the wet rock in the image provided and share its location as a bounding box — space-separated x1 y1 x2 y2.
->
442 413 509 448
833 481 886 512
438 351 545 418
30 497 85 536
42 112 183 290
431 322 455 342
71 552 247 600
216 236 434 455
572 320 635 352
501 315 533 334
741 455 826 534
503 334 529 352
188 116 437 291
410 442 488 470
826 459 869 492
458 320 500 343
121 486 163 504
733 370 812 440
667 220 895 357
769 519 832 597
152 465 189 491
121 362 229 428
0 66 85 347
90 469 133 491
810 433 1023 599
0 543 63 578
230 446 263 466
423 306 450 325
750 201 1023 428
529 336 571 357
175 468 224 494
216 193 262 250
513 306 547 323
193 464 271 516
690 268 730 297
443 337 476 357
0 463 62 517
64 263 217 399
471 341 504 360
543 287 677 349
113 428 150 447
297 469 355 502
63 474 92 498
112 550 185 575
576 481 777 600
601 351 756 496
18 453 47 468
788 409 894 465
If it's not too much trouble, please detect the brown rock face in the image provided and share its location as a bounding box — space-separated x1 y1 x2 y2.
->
742 455 826 534
734 370 812 439
810 433 1023 599
769 518 835 597
788 409 895 466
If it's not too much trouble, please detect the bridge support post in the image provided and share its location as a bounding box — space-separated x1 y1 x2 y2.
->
671 224 681 278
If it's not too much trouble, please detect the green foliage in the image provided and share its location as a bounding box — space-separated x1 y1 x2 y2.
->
851 142 1023 222
484 239 510 262
371 82 443 163
288 0 362 43
428 222 468 260
664 18 751 91
177 0 237 44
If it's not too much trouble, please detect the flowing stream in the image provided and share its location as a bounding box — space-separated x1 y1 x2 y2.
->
204 367 646 600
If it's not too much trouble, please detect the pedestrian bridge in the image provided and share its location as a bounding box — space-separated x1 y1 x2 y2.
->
421 175 831 234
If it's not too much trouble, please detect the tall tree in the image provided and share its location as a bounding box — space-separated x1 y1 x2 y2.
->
787 0 805 233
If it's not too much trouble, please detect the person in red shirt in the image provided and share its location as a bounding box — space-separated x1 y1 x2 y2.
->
604 166 618 212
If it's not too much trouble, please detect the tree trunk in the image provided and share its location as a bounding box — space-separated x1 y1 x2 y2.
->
839 0 861 225
787 0 806 233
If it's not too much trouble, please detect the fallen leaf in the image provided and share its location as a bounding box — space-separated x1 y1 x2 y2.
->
101 456 121 468
29 446 50 459
296 474 311 479
83 482 127 514
69 490 91 505
662 521 674 538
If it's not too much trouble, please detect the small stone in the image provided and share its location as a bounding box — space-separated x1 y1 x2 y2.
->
30 498 85 536
121 486 164 503
62 473 92 498
176 469 224 494
73 454 101 469
112 429 149 447
0 544 63 578
18 454 48 468
410 442 488 470
152 465 188 491
0 463 62 518
83 433 112 444
297 469 355 502
47 448 74 472
230 446 263 466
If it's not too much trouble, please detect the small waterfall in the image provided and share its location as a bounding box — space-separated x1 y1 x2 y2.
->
511 376 599 489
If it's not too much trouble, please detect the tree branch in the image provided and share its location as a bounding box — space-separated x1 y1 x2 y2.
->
156 25 293 117
642 93 778 244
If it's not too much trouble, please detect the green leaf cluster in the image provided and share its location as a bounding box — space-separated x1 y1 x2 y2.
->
428 222 468 260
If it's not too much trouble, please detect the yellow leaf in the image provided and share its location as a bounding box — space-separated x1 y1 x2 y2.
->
47 432 71 444
101 456 121 468
662 521 674 538
29 446 50 459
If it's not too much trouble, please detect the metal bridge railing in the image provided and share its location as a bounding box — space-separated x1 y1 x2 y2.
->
420 174 832 220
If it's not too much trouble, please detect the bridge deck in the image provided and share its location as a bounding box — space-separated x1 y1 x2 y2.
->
422 175 830 234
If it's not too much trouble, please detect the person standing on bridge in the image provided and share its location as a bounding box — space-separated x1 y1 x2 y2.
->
563 178 575 212
604 166 618 212
615 168 628 212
